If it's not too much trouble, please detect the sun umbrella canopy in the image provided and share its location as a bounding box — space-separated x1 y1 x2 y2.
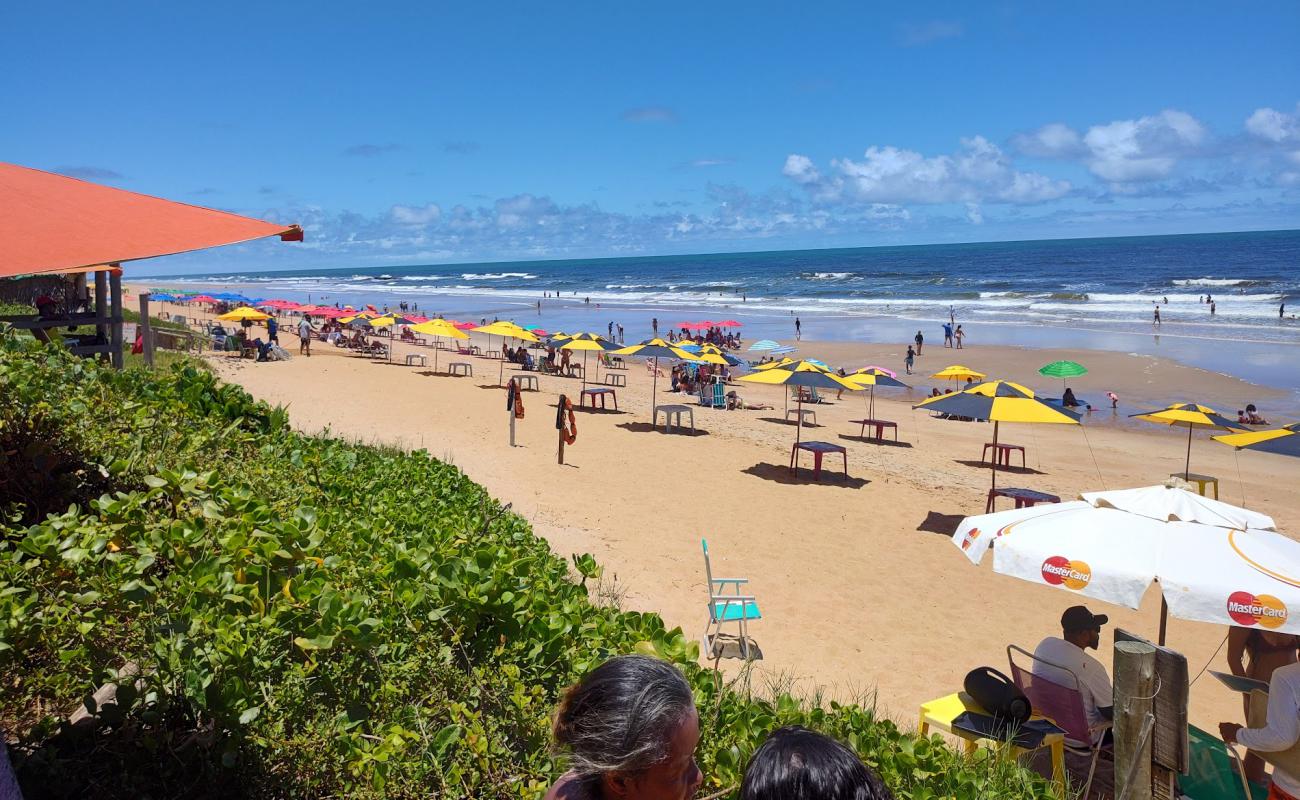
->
1131 402 1244 431
932 365 986 381
613 338 702 361
217 307 271 322
473 321 540 342
1214 423 1300 458
557 333 621 351
410 319 469 339
738 360 861 391
748 340 783 351
716 320 742 327
845 368 910 389
953 486 1298 635
369 315 417 328
1039 360 1088 379
914 380 1081 424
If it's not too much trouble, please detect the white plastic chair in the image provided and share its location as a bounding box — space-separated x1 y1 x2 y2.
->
701 539 761 660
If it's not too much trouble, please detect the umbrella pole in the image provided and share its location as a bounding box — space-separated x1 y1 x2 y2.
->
1158 596 1168 646
1184 425 1193 479
991 420 999 489
796 393 803 445
650 358 659 420
582 351 588 389
870 385 876 420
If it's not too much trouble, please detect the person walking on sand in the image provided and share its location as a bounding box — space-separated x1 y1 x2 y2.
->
904 345 915 375
297 314 315 357
914 330 924 355
795 317 801 340
943 322 953 348
955 324 965 349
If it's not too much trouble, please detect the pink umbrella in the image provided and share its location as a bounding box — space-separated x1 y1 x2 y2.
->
453 321 476 331
862 364 897 378
191 295 216 303
717 319 742 327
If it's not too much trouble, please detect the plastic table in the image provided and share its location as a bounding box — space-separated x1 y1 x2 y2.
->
918 692 1064 790
850 418 898 441
654 404 695 434
448 362 473 377
580 387 617 410
986 487 1060 513
982 442 1026 468
789 441 848 481
1171 472 1219 499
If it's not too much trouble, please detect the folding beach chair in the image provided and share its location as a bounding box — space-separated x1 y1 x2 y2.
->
1008 645 1112 800
701 539 761 660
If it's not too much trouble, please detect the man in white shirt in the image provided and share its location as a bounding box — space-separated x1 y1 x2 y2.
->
1221 661 1300 799
1033 605 1114 745
297 315 315 357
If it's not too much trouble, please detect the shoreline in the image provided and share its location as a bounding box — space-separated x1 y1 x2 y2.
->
129 281 1300 417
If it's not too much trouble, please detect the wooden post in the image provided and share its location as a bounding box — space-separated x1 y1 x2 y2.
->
508 380 517 448
109 267 123 369
93 269 108 348
138 292 154 367
1114 640 1156 800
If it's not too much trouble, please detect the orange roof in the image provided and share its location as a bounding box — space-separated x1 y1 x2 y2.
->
0 162 302 279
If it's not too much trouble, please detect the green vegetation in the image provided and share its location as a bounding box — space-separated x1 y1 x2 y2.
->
0 333 1057 799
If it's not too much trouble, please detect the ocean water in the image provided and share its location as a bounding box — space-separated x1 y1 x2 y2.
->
169 230 1300 344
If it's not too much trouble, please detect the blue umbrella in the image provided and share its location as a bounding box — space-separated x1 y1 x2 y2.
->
748 340 782 351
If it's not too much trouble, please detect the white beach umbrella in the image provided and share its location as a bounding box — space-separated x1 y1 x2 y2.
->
953 485 1294 643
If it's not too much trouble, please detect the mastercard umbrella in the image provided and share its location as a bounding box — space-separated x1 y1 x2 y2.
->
914 380 1080 488
410 319 469 373
1130 402 1247 478
1214 423 1300 459
953 484 1292 644
739 359 861 444
613 338 703 418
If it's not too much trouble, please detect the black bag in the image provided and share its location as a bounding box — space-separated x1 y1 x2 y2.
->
963 666 1031 724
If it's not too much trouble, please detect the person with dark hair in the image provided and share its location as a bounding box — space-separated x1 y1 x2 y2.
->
547 654 702 800
740 726 893 800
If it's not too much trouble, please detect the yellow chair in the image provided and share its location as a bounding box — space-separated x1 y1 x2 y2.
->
918 691 1065 790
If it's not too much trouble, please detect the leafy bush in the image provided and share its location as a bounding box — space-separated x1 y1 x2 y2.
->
0 333 1057 799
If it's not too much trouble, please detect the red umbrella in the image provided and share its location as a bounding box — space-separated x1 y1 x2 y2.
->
191 294 216 303
717 319 741 327
453 321 476 331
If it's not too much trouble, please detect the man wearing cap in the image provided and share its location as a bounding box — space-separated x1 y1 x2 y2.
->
1033 605 1114 744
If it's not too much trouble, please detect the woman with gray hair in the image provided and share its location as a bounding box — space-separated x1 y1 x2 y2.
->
546 654 703 800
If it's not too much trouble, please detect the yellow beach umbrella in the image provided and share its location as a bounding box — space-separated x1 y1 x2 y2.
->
914 380 1080 487
557 333 620 387
410 319 469 373
931 364 985 384
217 306 271 322
1214 423 1300 459
1130 402 1248 477
739 360 861 444
472 321 539 384
613 338 703 417
753 356 799 372
844 367 910 419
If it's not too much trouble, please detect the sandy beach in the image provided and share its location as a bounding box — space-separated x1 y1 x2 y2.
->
134 290 1300 745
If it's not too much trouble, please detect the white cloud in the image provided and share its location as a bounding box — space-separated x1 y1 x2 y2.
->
1012 123 1085 158
787 136 1070 206
390 203 441 225
1245 105 1300 143
1016 110 1207 184
965 203 984 225
1083 110 1205 182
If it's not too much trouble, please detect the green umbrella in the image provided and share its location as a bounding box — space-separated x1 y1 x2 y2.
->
1038 360 1087 391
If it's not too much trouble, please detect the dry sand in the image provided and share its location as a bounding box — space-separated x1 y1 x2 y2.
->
150 297 1300 743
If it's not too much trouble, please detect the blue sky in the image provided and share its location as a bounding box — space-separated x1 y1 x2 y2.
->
3 1 1298 274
